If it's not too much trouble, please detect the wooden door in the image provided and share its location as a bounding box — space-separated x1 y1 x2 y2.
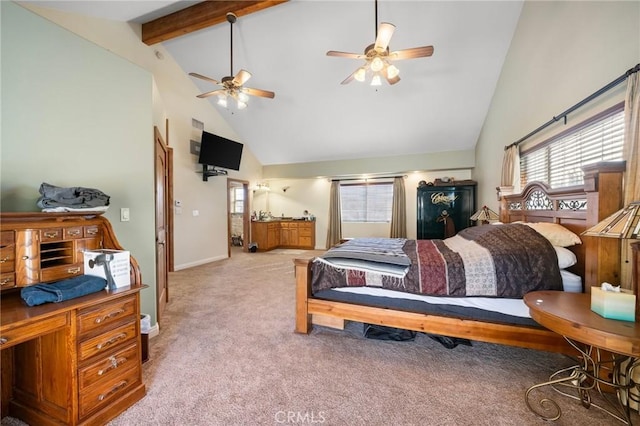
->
227 179 249 256
154 127 170 323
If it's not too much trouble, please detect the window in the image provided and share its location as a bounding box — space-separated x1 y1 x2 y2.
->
520 104 625 188
340 182 393 222
230 187 244 213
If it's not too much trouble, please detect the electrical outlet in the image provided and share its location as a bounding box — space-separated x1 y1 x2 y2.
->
120 208 130 222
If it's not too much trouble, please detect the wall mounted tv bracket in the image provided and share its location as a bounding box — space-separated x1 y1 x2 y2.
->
201 164 228 181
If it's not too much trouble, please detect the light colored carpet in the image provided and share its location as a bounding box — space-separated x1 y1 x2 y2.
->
267 249 307 255
3 250 637 425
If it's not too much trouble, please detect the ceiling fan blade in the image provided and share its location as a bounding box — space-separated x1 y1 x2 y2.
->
374 22 396 52
340 71 357 85
389 45 434 60
196 89 226 99
189 72 220 85
243 87 275 99
326 50 365 59
232 69 252 86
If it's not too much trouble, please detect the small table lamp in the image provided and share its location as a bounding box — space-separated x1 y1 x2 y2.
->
582 201 640 314
470 205 500 225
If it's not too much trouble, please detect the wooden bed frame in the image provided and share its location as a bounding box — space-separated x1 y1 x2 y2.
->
294 162 627 353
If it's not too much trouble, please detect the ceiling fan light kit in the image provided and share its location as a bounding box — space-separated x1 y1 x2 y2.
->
189 12 275 110
327 0 434 86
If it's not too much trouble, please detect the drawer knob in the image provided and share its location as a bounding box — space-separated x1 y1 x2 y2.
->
0 256 9 263
98 380 128 401
96 333 127 350
94 309 125 324
0 337 8 345
67 267 81 274
98 355 127 375
68 230 80 236
43 232 58 239
0 279 11 286
21 256 29 260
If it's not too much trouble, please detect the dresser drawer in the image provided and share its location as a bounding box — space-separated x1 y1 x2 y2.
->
0 312 68 349
0 246 15 273
78 296 137 336
79 363 141 418
40 262 83 282
84 225 101 238
41 228 63 242
79 343 139 389
63 226 83 239
79 321 137 362
0 273 16 290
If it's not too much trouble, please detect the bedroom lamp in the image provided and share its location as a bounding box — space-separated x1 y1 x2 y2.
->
470 205 500 225
581 201 640 239
582 202 640 320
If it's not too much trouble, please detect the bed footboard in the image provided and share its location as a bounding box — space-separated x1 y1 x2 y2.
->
293 257 572 353
294 258 313 334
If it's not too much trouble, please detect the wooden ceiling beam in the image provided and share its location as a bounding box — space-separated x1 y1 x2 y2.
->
142 0 288 45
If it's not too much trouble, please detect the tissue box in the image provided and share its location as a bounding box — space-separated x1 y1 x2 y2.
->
83 249 131 288
591 286 636 322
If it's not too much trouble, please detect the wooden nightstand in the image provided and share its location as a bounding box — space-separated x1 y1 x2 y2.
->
524 291 640 423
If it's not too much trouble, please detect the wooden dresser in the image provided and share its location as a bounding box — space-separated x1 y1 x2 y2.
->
0 212 146 425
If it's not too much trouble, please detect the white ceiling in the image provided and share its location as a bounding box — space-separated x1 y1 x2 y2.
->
23 1 523 166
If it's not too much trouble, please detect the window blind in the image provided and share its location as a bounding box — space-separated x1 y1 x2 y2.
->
340 182 393 222
520 105 624 188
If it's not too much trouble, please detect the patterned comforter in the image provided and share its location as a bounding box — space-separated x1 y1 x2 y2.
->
311 224 562 298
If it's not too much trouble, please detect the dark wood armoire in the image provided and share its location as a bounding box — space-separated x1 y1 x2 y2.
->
417 180 477 239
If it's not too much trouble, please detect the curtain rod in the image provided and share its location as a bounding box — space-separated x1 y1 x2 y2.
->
331 175 407 182
505 63 640 151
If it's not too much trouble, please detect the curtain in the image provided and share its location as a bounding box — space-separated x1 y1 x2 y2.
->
501 144 520 189
326 181 342 248
624 71 640 204
621 72 640 290
390 177 407 238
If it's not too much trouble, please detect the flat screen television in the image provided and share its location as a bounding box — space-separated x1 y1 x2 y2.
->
198 131 243 171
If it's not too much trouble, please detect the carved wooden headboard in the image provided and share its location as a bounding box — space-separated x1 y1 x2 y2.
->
499 161 626 289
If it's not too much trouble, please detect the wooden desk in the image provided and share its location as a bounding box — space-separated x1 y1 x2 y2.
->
524 291 640 423
0 212 146 425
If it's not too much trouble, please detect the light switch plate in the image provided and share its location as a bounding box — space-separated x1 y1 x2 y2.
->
120 208 130 222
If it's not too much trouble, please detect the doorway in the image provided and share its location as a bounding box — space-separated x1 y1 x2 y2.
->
154 126 172 324
227 179 249 257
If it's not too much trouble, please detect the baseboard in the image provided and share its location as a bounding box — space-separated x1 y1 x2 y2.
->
148 323 160 339
174 255 227 271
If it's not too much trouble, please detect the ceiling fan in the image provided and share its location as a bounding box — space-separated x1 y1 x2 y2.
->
327 0 434 86
189 12 275 109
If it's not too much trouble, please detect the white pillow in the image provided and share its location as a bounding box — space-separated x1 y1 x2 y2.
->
520 222 582 247
554 246 577 269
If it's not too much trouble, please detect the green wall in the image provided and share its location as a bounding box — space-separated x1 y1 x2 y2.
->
1 1 158 322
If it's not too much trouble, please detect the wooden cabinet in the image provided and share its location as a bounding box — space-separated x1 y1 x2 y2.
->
1 219 104 291
251 220 315 251
417 181 476 239
0 212 145 425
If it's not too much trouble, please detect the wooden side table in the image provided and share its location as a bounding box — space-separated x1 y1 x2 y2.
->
524 291 640 424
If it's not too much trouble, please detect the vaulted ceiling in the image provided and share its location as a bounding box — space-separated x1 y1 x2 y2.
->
22 1 523 166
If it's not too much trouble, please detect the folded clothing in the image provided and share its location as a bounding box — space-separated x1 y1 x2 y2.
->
36 182 110 209
21 275 107 307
